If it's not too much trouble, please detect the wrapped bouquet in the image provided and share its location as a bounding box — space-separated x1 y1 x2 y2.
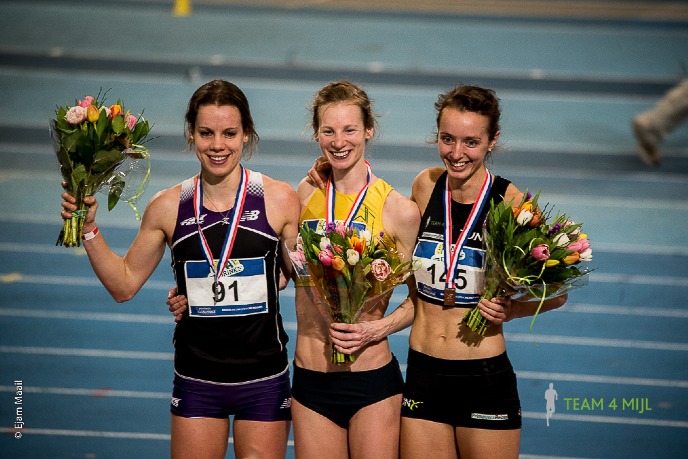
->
463 191 592 336
52 91 152 247
289 221 417 364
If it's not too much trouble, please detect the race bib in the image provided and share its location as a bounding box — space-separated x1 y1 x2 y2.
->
184 257 269 317
413 240 485 306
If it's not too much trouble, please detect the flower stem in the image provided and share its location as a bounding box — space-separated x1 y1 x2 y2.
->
331 345 355 365
56 190 87 248
463 306 490 336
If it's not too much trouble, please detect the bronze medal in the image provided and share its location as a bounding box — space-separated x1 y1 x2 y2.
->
443 288 455 306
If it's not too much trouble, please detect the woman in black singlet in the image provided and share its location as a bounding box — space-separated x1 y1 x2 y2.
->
61 80 300 459
398 85 568 459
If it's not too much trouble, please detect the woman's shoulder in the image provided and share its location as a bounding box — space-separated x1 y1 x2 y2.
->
260 173 297 198
412 167 444 191
382 189 419 229
411 167 444 207
146 182 182 211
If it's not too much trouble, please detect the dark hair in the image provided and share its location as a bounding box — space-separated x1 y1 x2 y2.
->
434 84 501 142
184 79 259 157
310 81 377 140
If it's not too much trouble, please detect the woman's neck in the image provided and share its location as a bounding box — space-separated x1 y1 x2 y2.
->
448 166 487 204
331 160 371 194
201 167 242 209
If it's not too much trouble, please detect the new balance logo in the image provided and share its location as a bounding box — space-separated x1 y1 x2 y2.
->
180 210 258 225
280 397 292 409
171 397 181 408
181 214 207 226
241 210 260 221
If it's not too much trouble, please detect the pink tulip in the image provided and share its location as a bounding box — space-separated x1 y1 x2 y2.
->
125 114 137 131
532 244 550 261
77 96 94 108
318 250 334 267
289 250 306 270
334 222 347 238
567 238 590 253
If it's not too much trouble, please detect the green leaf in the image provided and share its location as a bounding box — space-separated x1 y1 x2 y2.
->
112 115 125 135
92 149 124 173
108 176 125 211
71 164 88 184
61 130 82 153
131 119 150 143
95 109 108 138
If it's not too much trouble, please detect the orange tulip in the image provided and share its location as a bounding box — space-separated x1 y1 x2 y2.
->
529 212 542 227
349 235 364 254
109 104 122 118
331 256 345 271
563 252 580 265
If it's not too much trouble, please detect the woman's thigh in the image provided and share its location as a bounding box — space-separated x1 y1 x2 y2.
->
349 394 402 459
233 419 290 459
171 414 229 459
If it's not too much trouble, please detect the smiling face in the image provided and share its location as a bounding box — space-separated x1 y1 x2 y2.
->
316 102 373 172
191 104 248 180
437 107 499 183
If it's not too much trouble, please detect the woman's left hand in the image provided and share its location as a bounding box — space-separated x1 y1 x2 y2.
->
167 288 188 322
478 296 515 325
329 322 378 355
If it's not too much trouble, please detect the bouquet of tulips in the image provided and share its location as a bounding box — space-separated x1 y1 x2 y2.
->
52 91 152 247
463 191 592 336
289 221 417 364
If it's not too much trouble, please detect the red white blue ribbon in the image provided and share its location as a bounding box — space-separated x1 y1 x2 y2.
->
193 166 249 286
325 160 372 227
444 168 492 292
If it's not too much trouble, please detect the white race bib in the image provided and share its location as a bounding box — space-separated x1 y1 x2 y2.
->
413 240 485 306
184 257 269 317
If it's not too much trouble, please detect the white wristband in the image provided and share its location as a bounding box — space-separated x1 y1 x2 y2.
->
82 226 99 241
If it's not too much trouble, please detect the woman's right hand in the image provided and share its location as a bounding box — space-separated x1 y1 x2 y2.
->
60 181 98 229
307 156 332 189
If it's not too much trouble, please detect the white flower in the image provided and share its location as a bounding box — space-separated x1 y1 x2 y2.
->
346 249 360 265
579 248 593 262
319 236 331 251
553 233 570 247
515 209 533 226
359 229 372 242
567 220 581 235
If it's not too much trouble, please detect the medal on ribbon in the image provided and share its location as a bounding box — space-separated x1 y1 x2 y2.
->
325 161 372 228
193 166 250 304
443 169 493 306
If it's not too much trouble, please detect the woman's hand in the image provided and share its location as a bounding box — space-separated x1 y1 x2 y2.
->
60 181 98 231
478 296 515 326
329 321 380 355
167 288 188 323
307 156 332 189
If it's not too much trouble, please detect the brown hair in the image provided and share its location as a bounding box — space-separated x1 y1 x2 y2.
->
434 84 501 142
184 79 259 157
310 81 377 140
